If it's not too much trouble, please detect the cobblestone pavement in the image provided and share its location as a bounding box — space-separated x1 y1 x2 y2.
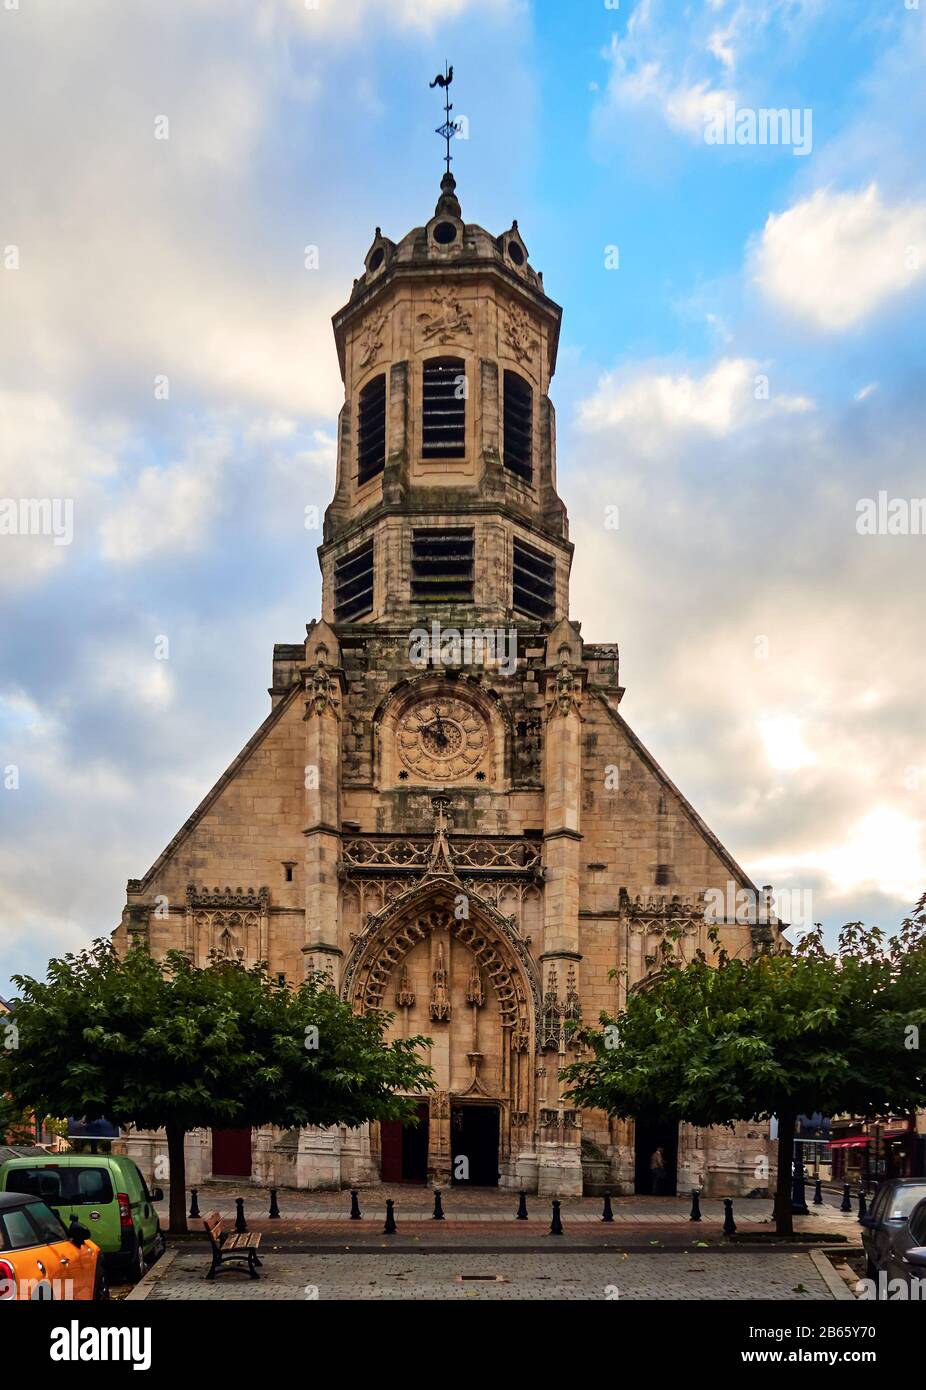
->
142 1249 838 1301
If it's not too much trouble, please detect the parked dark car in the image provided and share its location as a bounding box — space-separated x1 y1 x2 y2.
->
859 1178 926 1278
884 1197 926 1295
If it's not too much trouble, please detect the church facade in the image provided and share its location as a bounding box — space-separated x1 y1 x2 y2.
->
114 174 781 1197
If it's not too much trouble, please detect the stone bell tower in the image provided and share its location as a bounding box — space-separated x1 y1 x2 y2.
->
117 166 780 1199
304 168 592 1192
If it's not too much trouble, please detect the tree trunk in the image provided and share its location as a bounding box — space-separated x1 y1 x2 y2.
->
166 1123 188 1235
774 1111 795 1237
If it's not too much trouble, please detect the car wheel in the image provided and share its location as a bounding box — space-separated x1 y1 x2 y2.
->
152 1225 166 1262
93 1262 109 1302
129 1235 146 1284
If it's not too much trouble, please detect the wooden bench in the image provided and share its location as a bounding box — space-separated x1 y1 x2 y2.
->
202 1211 262 1280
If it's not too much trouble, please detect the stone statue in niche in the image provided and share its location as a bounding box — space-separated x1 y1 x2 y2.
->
310 651 334 717
551 650 582 720
429 942 452 1022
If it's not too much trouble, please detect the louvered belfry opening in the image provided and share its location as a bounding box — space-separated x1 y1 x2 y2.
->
357 374 386 484
411 528 474 605
334 539 374 621
503 370 533 482
512 537 556 620
422 357 466 459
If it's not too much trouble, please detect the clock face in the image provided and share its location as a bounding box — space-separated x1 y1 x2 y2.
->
397 696 490 783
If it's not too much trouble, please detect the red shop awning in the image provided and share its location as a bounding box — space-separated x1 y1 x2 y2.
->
829 1138 871 1148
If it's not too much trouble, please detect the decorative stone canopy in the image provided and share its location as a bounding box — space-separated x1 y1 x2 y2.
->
331 174 562 381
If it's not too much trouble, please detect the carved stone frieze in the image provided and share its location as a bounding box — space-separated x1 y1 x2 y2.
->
504 303 539 365
341 835 541 876
416 288 473 343
357 309 389 370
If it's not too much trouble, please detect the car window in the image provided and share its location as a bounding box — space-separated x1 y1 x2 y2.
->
5 1167 113 1204
869 1184 893 1221
911 1203 926 1246
74 1168 113 1203
887 1185 926 1219
0 1207 42 1251
6 1169 62 1201
24 1201 67 1244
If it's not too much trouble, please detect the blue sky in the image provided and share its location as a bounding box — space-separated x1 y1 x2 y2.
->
2 0 925 997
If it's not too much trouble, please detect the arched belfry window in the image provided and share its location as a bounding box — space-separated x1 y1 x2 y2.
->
357 374 386 485
422 357 466 459
503 370 533 482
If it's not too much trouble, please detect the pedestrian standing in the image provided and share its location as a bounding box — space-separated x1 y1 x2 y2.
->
650 1145 667 1196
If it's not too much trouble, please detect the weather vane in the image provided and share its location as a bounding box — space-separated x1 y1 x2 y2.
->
430 62 460 175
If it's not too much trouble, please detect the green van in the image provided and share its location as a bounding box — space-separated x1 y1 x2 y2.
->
0 1153 164 1280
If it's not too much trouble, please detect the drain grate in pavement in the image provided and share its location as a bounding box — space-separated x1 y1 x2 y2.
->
456 1274 506 1283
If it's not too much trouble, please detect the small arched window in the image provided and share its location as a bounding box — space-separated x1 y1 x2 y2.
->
422 357 466 459
503 371 533 482
357 374 386 485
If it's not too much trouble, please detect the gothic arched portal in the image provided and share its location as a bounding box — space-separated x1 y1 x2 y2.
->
341 876 539 1184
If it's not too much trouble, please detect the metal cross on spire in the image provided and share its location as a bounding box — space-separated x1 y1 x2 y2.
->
430 61 460 175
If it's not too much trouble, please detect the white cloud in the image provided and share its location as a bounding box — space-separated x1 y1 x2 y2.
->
596 0 824 145
758 715 816 771
0 392 123 591
578 357 812 444
809 808 926 903
568 349 926 929
94 651 176 711
601 35 734 142
99 433 229 565
752 184 926 331
0 3 344 420
279 0 513 36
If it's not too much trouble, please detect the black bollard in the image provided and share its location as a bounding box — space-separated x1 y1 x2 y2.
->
550 1199 564 1235
840 1184 852 1213
813 1179 823 1206
516 1190 528 1221
791 1165 809 1216
349 1189 362 1221
384 1198 397 1234
601 1192 614 1223
433 1189 445 1221
858 1190 868 1223
689 1189 702 1222
723 1198 737 1236
235 1197 247 1234
268 1189 281 1220
189 1188 200 1219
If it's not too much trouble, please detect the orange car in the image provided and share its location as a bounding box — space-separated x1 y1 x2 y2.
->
0 1191 104 1300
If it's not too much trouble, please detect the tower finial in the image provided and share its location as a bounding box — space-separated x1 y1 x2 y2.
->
430 61 460 177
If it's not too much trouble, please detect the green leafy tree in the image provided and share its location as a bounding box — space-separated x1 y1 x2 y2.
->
0 1095 36 1146
563 897 926 1235
1 941 433 1233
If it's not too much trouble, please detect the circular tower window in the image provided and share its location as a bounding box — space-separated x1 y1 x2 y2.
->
368 247 385 272
508 240 525 266
433 221 459 245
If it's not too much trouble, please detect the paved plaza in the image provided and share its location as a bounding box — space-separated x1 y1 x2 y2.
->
136 1247 843 1301
129 1184 860 1301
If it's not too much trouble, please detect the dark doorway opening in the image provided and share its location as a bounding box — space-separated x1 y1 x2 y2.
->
380 1103 429 1183
451 1105 500 1187
634 1119 679 1196
211 1128 252 1179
